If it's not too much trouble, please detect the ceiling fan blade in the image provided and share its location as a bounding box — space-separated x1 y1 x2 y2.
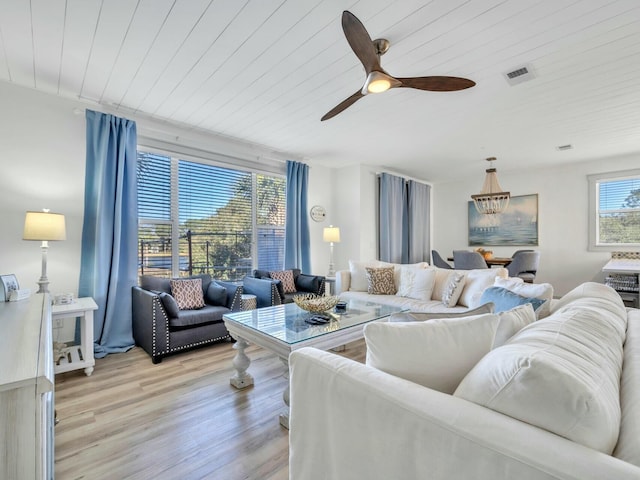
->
341 11 381 75
396 76 476 92
321 90 365 121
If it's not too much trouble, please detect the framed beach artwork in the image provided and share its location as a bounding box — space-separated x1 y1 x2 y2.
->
468 194 538 246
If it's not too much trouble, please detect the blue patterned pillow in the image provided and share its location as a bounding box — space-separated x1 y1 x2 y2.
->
480 286 546 313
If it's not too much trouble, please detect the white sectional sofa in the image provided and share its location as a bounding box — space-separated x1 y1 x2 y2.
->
335 259 512 314
289 282 640 480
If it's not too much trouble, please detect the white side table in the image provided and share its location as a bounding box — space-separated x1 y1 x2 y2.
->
51 297 98 376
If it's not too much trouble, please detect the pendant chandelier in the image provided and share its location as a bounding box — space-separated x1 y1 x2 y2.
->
471 157 510 215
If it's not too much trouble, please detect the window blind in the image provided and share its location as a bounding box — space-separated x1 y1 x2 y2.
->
256 174 286 271
136 150 286 280
137 152 173 277
597 176 640 245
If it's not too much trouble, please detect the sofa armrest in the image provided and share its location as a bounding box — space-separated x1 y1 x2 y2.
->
215 280 243 311
289 348 640 480
334 270 350 295
132 286 169 363
242 276 282 308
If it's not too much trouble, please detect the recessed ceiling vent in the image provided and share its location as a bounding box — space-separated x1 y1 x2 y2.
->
556 144 573 151
503 64 536 86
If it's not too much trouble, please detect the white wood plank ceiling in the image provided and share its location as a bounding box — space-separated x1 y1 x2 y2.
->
0 0 639 181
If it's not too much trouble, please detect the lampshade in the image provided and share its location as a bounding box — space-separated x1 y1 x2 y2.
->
23 211 67 241
471 157 510 215
323 226 341 243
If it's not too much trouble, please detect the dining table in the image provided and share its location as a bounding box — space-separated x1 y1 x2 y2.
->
447 256 512 267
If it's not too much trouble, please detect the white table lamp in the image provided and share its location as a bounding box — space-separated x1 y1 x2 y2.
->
23 210 66 293
323 225 340 276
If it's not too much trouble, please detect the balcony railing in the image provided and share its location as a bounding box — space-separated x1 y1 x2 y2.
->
139 228 283 280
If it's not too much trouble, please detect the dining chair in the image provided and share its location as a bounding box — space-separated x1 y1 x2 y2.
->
431 250 453 269
453 250 488 270
506 251 540 283
510 249 534 258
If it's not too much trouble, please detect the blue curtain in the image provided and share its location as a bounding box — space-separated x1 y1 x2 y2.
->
407 180 431 263
379 174 431 263
284 160 311 272
78 110 137 358
379 173 408 263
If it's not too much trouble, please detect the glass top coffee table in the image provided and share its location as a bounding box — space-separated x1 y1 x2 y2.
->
223 298 406 428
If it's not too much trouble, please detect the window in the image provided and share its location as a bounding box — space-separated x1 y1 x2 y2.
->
589 169 640 250
137 150 286 280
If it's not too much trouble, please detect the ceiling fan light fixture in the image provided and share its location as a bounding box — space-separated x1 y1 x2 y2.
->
471 157 510 215
362 71 400 94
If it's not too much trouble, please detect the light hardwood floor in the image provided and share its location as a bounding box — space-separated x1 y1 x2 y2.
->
55 339 366 480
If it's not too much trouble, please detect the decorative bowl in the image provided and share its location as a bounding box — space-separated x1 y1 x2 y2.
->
293 294 340 313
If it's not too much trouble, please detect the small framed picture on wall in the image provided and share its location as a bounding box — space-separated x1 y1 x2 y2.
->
0 274 19 302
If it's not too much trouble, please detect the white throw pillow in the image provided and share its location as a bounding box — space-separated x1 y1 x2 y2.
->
441 272 466 307
459 268 508 308
431 267 455 300
391 262 429 288
396 268 436 301
492 303 536 347
494 277 553 318
364 313 499 394
349 260 385 291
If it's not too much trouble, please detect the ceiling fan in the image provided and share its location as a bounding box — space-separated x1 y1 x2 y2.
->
321 11 476 121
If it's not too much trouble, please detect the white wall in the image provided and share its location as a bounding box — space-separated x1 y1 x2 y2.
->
306 163 332 276
432 154 640 296
327 164 380 274
0 84 86 300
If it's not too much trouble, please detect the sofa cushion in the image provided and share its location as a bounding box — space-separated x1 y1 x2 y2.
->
170 278 205 310
159 292 180 318
494 277 554 318
396 268 436 301
168 304 228 328
340 290 471 314
442 272 466 307
206 282 227 306
364 306 534 394
270 270 297 293
454 283 627 454
366 267 396 295
479 286 546 314
349 260 386 291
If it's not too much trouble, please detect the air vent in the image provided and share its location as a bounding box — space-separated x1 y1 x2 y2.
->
503 63 536 86
556 144 573 151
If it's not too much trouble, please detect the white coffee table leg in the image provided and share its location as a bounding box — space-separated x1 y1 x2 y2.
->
230 337 254 389
279 357 290 429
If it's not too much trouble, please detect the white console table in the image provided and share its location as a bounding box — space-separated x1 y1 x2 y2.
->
52 297 98 376
0 294 55 479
